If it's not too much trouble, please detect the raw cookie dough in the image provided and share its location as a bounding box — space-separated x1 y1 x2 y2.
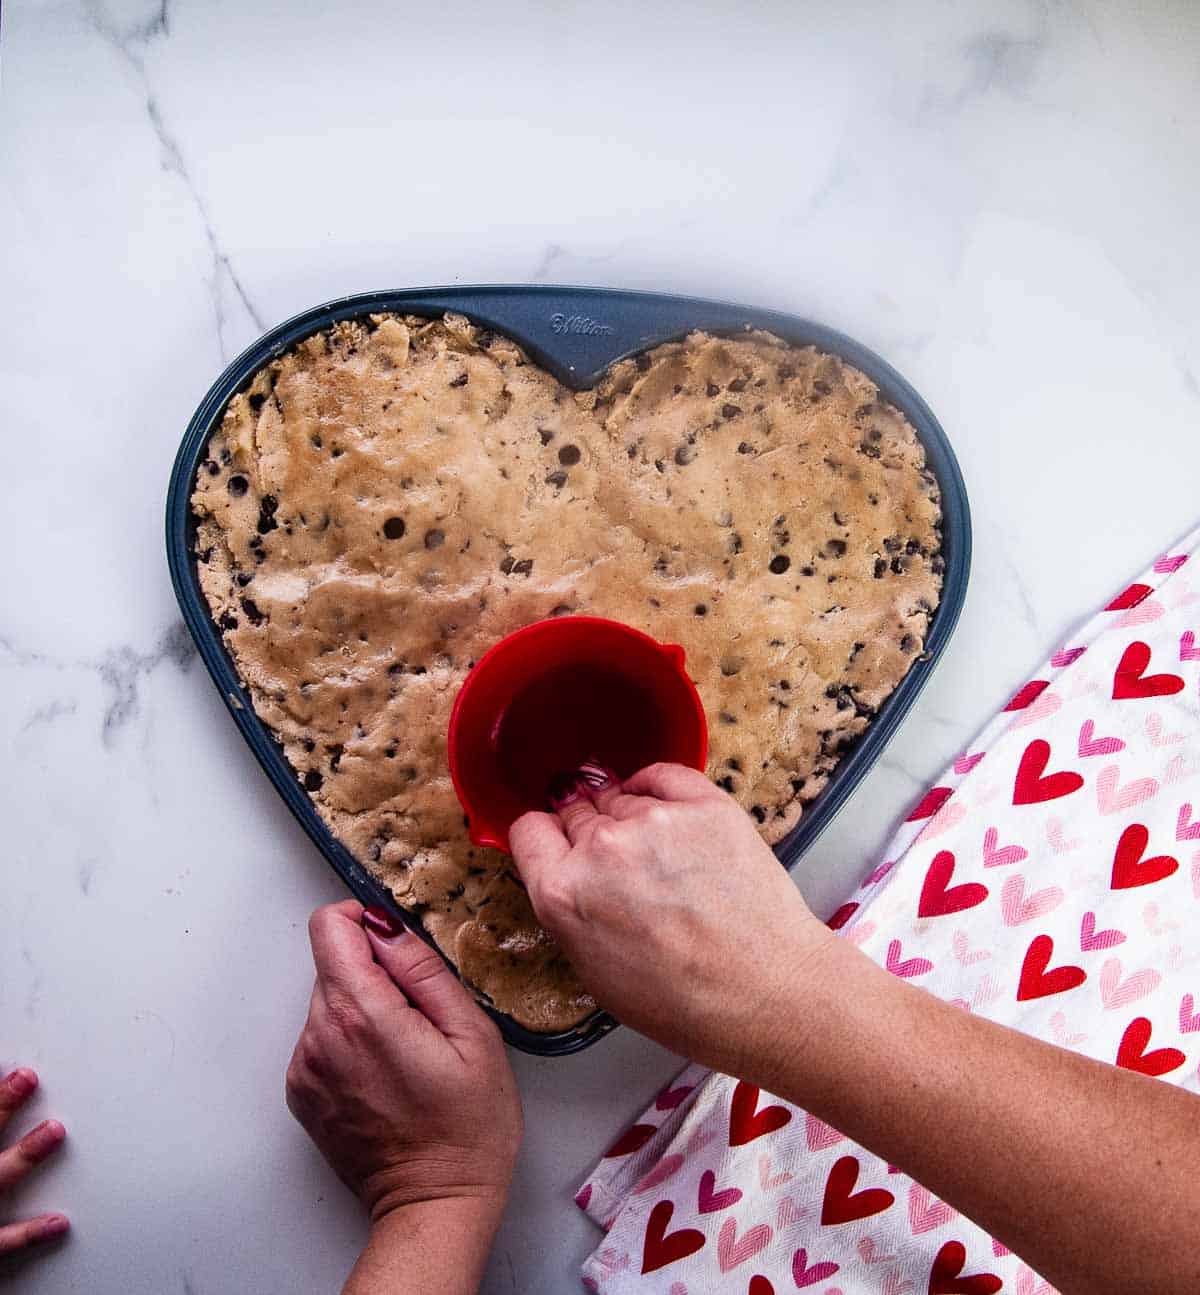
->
192 314 942 1032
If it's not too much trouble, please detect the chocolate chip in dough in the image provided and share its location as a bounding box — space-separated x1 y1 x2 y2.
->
383 516 406 540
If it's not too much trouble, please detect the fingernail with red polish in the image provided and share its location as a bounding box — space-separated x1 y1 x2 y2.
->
577 761 617 790
37 1215 70 1240
362 906 405 940
6 1068 37 1099
547 770 585 811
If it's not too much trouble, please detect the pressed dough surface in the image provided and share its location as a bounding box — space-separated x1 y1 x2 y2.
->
192 314 943 1032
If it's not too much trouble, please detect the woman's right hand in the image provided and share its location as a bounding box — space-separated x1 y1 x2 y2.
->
509 762 835 1074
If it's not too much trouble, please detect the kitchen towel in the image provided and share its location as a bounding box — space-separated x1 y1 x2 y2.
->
576 527 1200 1294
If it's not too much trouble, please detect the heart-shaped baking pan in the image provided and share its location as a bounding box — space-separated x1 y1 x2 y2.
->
166 285 971 1056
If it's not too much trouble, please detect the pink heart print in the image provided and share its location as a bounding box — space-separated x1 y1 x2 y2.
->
758 1154 793 1191
1096 764 1160 814
1179 993 1200 1033
1181 630 1200 661
669 1284 688 1295
1080 911 1126 950
791 1248 839 1288
1154 553 1189 574
972 974 1003 1010
1165 753 1200 785
954 752 985 775
1178 803 1200 841
1146 713 1184 746
716 1217 772 1272
1115 597 1165 628
1012 690 1062 727
1046 817 1082 854
908 1184 956 1235
885 939 934 979
858 1237 899 1265
1001 875 1064 926
633 1154 686 1194
1049 1011 1088 1047
982 826 1028 867
1099 957 1162 1010
776 1195 808 1228
805 1114 845 1152
697 1168 742 1214
920 800 969 840
1051 645 1087 668
953 930 991 966
881 1270 916 1295
1015 1264 1057 1295
1077 719 1125 758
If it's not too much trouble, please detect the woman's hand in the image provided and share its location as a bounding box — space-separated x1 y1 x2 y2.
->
510 762 835 1075
0 1067 68 1257
286 901 522 1295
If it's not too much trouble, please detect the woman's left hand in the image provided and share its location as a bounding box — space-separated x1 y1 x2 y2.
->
0 1067 68 1256
286 900 523 1225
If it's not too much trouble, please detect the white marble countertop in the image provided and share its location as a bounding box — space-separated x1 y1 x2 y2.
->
2 1 1198 1290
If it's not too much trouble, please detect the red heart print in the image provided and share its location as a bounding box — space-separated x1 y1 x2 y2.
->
1012 739 1084 806
886 939 934 979
1095 764 1159 814
982 826 1027 868
826 902 858 930
749 1278 775 1295
641 1200 706 1274
805 1114 845 1152
954 752 985 775
1105 582 1153 611
1099 957 1161 1010
1155 553 1188 574
1115 1017 1186 1077
790 1247 839 1288
729 1082 792 1146
656 1084 694 1111
1110 823 1179 890
906 786 953 822
1112 640 1185 700
717 1217 772 1273
1000 875 1063 926
908 1184 955 1235
575 1184 592 1210
1181 630 1200 662
1179 993 1200 1034
820 1156 895 1225
604 1123 657 1157
918 851 989 918
1017 934 1086 1001
1051 645 1086 668
1178 803 1200 841
1080 910 1125 951
1003 679 1049 711
928 1241 1003 1294
633 1154 686 1193
1077 719 1124 758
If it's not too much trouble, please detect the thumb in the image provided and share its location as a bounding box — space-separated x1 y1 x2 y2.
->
361 908 488 1040
509 810 572 918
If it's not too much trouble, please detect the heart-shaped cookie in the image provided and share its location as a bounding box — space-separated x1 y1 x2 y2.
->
186 303 945 1036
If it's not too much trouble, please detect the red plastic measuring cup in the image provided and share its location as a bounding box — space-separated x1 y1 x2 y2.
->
448 616 709 853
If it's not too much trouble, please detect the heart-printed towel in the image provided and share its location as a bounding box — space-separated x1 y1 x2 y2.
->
576 528 1200 1294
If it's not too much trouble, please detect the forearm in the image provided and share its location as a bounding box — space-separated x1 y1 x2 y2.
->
342 1196 504 1295
746 936 1200 1295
